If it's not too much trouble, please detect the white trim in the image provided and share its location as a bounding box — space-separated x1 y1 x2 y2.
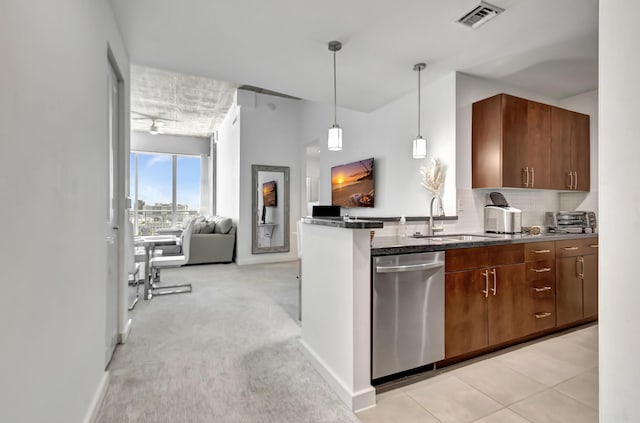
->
298 338 376 412
236 254 298 266
118 318 133 344
82 371 110 423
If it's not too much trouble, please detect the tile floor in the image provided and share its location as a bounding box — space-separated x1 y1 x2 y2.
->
358 324 598 423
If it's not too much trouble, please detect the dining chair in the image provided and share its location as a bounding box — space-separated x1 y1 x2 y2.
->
148 218 194 296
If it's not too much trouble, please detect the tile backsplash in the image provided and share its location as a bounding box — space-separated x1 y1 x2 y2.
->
375 188 598 238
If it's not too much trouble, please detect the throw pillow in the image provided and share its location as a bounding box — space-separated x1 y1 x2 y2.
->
193 221 208 234
214 217 233 234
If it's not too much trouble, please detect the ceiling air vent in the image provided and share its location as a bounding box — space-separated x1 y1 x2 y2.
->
457 1 504 29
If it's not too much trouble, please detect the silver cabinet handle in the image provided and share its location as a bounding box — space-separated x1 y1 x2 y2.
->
579 256 585 278
563 246 580 251
376 262 444 273
590 244 598 248
531 167 535 187
568 171 573 189
533 286 552 292
481 270 489 298
491 268 497 296
530 268 551 273
575 257 581 278
523 167 529 187
535 312 552 319
574 171 578 190
533 249 551 254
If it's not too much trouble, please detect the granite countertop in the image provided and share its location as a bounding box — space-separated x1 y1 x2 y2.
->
301 216 384 229
371 231 598 256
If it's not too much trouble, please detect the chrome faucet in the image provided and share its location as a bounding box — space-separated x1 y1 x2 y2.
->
428 195 445 236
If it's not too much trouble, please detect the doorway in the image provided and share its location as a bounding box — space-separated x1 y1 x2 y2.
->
105 59 122 366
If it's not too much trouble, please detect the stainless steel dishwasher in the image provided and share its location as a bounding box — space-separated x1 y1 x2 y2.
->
372 251 445 381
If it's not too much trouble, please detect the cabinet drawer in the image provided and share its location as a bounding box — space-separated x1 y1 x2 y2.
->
445 247 489 272
556 238 598 258
487 244 524 266
524 241 555 262
529 298 556 332
526 261 555 282
529 280 555 300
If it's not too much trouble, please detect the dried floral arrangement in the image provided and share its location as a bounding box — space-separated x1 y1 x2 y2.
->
419 158 446 196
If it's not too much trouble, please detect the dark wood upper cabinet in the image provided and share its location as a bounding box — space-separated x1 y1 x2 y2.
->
473 93 589 191
550 107 590 191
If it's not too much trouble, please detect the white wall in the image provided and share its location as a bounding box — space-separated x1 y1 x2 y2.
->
0 0 129 422
216 101 241 225
300 73 456 218
236 90 301 264
599 0 640 421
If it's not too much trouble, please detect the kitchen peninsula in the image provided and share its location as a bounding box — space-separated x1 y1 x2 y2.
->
299 217 597 413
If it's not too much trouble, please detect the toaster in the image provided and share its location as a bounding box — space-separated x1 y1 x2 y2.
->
545 211 597 233
484 205 522 234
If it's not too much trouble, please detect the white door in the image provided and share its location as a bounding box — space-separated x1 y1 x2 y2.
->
105 63 120 366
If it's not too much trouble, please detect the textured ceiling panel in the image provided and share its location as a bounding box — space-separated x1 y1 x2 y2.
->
131 65 237 137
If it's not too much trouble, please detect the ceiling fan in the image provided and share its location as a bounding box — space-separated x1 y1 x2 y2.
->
131 111 177 135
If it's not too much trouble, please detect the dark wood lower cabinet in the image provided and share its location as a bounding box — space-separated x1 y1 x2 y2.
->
444 238 597 361
445 270 489 358
445 263 527 358
556 256 583 326
582 253 598 319
488 264 527 345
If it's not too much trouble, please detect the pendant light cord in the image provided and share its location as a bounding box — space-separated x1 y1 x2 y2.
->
417 66 421 136
333 49 337 125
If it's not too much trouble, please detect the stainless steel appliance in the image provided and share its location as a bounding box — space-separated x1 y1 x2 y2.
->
484 206 522 234
545 211 597 233
484 192 522 234
372 251 444 381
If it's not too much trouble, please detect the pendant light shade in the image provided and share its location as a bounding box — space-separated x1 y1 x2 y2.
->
328 125 342 151
412 63 427 159
328 41 343 151
413 136 427 158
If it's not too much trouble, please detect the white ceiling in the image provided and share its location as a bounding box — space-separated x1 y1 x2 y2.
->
111 0 598 113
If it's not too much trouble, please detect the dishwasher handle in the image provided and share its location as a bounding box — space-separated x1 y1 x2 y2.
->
376 262 444 274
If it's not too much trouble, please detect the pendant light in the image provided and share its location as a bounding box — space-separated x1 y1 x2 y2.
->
328 41 343 151
412 63 427 159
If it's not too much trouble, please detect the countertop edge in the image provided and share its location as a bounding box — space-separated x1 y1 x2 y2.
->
301 217 384 229
371 232 598 256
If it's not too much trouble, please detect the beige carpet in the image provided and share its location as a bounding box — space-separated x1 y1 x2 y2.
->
96 261 360 423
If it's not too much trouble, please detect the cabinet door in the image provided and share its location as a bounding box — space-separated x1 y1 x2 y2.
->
582 253 598 319
556 256 583 325
472 95 503 188
488 263 527 345
550 106 573 190
501 95 529 188
571 112 590 191
445 270 488 358
527 101 551 189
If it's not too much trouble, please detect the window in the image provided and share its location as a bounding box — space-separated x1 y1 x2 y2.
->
130 152 202 234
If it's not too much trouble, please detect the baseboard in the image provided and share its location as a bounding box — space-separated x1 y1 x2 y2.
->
236 255 298 266
82 371 109 423
119 318 133 344
298 338 376 412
